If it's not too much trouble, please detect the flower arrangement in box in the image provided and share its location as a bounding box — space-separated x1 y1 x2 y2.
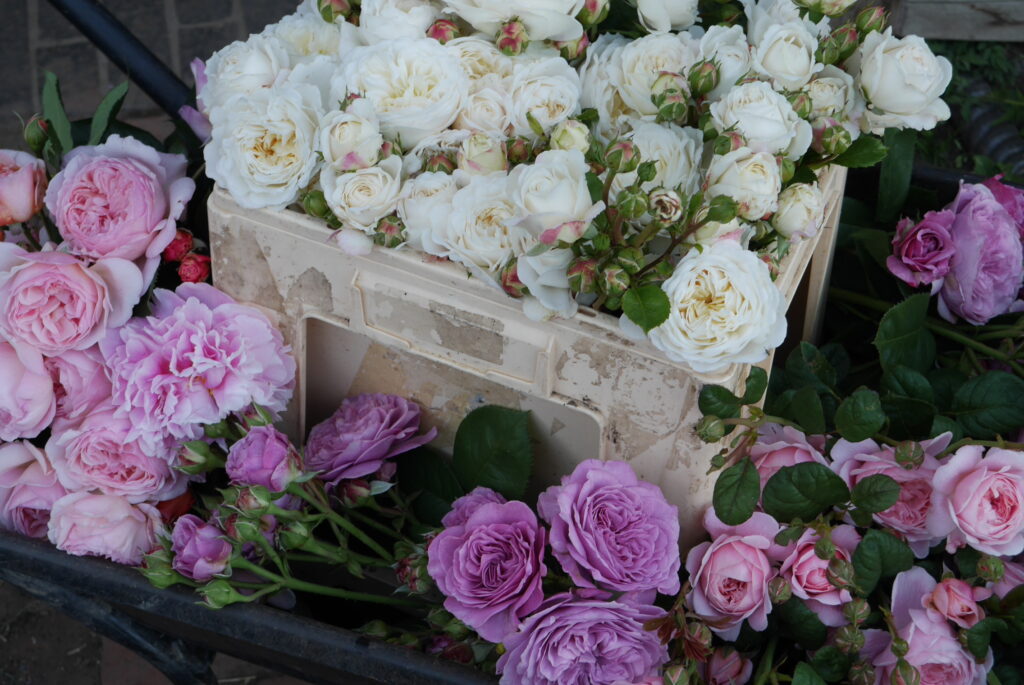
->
191 0 952 373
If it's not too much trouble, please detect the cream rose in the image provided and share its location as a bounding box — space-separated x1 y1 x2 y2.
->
649 240 787 373
199 34 290 112
455 78 513 135
508 56 581 139
509 149 604 241
550 120 591 153
612 122 703 196
458 133 509 175
446 36 514 84
745 0 829 46
706 147 782 221
579 34 636 142
711 81 811 160
699 25 754 102
752 21 821 91
441 173 531 273
317 99 384 171
440 0 586 42
266 11 348 62
772 182 825 239
518 249 578 320
689 218 755 248
359 0 440 44
633 0 699 32
321 155 404 232
397 172 459 255
615 32 701 118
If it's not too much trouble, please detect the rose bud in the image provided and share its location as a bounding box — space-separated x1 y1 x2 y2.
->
616 246 644 274
649 188 683 223
554 32 590 61
550 120 591 153
424 153 456 174
657 92 689 123
24 116 49 155
695 416 726 443
891 638 910 658
162 229 194 263
496 18 529 56
849 661 876 685
651 71 688 103
662 663 688 685
501 258 529 298
977 555 1005 583
317 0 351 22
505 136 533 165
302 189 332 219
600 264 630 297
705 194 739 224
140 548 187 589
713 131 747 155
230 486 274 514
171 514 233 582
374 214 406 248
835 625 865 654
827 557 857 590
788 92 813 120
894 441 926 469
427 19 461 43
360 620 390 639
856 6 887 34
925 577 990 629
178 252 211 283
277 519 313 551
226 425 303 493
577 0 609 26
769 575 792 604
832 24 860 63
616 188 648 219
539 219 587 246
0 150 47 226
688 60 720 97
604 141 639 173
893 658 921 685
820 0 858 16
843 597 871 625
815 536 837 560
339 478 373 508
178 440 226 475
567 256 599 293
458 133 508 175
682 621 713 663
200 579 249 609
820 124 853 156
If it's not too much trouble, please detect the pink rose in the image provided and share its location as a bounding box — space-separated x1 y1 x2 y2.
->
982 175 1024 237
0 441 65 538
779 526 861 626
992 559 1024 598
0 341 56 441
0 150 47 226
703 647 753 685
750 423 827 490
45 135 194 280
928 445 1024 556
830 434 951 557
886 210 956 290
47 492 164 565
924 577 990 629
44 346 113 431
685 508 786 640
0 244 143 356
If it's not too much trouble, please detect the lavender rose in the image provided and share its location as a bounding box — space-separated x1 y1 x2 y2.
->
497 593 669 685
47 492 164 565
171 514 233 581
427 500 546 642
226 425 302 492
305 393 437 486
886 210 956 289
982 175 1024 237
441 486 507 528
538 460 680 597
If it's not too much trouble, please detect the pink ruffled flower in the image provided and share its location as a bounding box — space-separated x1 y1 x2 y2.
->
0 341 56 441
0 441 65 538
750 423 827 491
982 175 1024 238
0 149 47 226
924 577 991 629
992 559 1024 598
441 486 507 528
44 345 113 431
779 525 861 626
47 492 164 565
703 647 753 685
886 210 957 290
100 283 296 459
830 434 951 557
171 514 232 581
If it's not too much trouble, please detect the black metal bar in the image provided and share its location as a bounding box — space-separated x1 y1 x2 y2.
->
44 0 193 118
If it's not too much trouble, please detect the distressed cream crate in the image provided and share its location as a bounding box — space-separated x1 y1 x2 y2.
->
886 0 1024 41
209 166 846 548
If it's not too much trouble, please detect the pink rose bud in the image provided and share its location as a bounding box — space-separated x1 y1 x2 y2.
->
495 19 529 57
0 150 47 227
820 124 852 156
769 576 792 604
317 0 352 22
925 578 990 628
713 131 747 156
162 229 194 262
554 32 590 61
424 153 456 174
848 661 876 685
893 440 927 469
827 557 857 590
577 0 609 26
689 60 720 97
844 597 871 624
705 647 753 685
652 71 688 102
374 214 406 248
605 140 640 173
427 19 461 43
339 478 373 507
170 514 233 581
892 659 920 685
682 621 713 662
856 6 887 34
600 263 630 297
23 116 49 155
500 258 528 298
566 256 598 293
506 137 534 165
657 92 689 123
226 425 303 493
177 252 211 283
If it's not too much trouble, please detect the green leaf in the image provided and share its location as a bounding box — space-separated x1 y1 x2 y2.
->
42 72 74 154
699 385 742 420
586 172 603 204
88 81 129 145
794 662 828 685
849 507 874 528
835 389 885 441
876 129 916 223
951 371 1024 439
396 449 464 526
790 165 818 185
452 406 533 500
927 368 967 410
776 525 806 545
786 342 837 393
873 295 936 373
810 647 850 683
852 529 913 595
851 474 901 514
964 618 1007 660
741 367 769 405
713 457 760 525
622 285 670 333
881 396 936 440
789 386 827 435
820 343 850 384
930 415 964 441
777 599 827 650
833 136 888 168
763 463 850 523
955 546 981 577
881 366 934 404
994 665 1023 685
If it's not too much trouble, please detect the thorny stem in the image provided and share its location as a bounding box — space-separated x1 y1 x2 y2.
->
232 559 423 608
288 484 394 563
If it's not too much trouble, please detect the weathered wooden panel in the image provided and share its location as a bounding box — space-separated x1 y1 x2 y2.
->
889 0 1024 41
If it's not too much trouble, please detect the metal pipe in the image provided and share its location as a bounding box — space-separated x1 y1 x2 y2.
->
44 0 192 118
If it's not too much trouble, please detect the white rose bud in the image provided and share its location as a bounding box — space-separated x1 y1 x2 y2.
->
752 21 822 91
633 0 699 32
616 32 701 118
550 120 591 153
458 133 509 175
772 182 825 239
320 155 404 232
650 188 683 223
318 99 384 171
706 147 782 221
710 81 812 161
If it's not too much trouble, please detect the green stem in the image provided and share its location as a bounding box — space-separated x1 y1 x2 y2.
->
40 213 61 244
388 489 421 529
288 484 394 562
348 508 405 542
630 219 665 248
20 223 42 251
939 438 1024 458
752 634 778 685
233 559 423 608
239 583 282 603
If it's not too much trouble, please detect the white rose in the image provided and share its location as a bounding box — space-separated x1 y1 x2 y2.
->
454 78 512 135
458 133 509 175
266 11 349 62
318 98 384 170
397 172 459 255
805 65 859 120
508 56 581 139
706 146 782 220
518 249 578 320
440 0 585 42
632 0 699 32
689 217 755 248
360 0 440 44
401 129 471 176
446 36 514 84
579 33 636 142
204 84 322 210
752 21 821 91
847 28 952 134
710 81 812 160
744 0 829 45
649 240 787 373
612 121 703 196
699 25 754 101
199 35 290 112
550 119 591 153
771 182 824 239
285 55 337 110
441 172 531 273
509 149 603 239
336 39 469 147
321 155 404 232
615 33 701 118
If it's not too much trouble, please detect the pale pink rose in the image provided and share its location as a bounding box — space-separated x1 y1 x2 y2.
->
779 525 861 626
830 433 952 557
0 441 66 538
0 341 56 441
992 559 1024 598
47 492 164 565
0 150 46 226
0 243 143 356
924 577 991 629
44 346 113 431
750 423 827 490
929 445 1024 556
703 647 753 685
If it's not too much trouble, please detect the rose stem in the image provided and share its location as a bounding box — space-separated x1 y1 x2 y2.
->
233 558 424 607
288 484 395 562
347 508 406 541
751 634 778 685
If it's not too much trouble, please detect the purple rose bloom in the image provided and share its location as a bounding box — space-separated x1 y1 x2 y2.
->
537 460 680 597
938 183 1024 325
983 176 1024 238
496 593 669 685
226 425 301 492
427 500 546 642
442 486 507 528
305 394 437 485
171 514 232 581
886 210 956 289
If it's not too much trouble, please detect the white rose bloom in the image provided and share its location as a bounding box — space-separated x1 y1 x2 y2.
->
199 34 290 112
204 84 322 210
689 218 755 248
336 39 469 147
266 11 351 62
632 0 699 32
397 172 459 255
287 55 340 111
518 249 578 320
579 34 636 142
699 25 754 102
446 36 514 84
846 28 952 134
612 122 703 196
771 182 824 239
615 32 702 118
509 149 604 239
318 98 384 171
549 119 591 153
649 240 787 373
706 146 782 221
804 65 864 142
441 172 531 273
508 56 581 139
401 129 471 176
710 81 812 160
752 21 821 91
454 78 513 135
457 132 509 175
359 0 440 44
440 0 586 42
321 155 404 232
744 0 829 45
